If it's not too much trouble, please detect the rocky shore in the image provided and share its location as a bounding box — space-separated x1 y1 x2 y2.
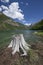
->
0 42 43 65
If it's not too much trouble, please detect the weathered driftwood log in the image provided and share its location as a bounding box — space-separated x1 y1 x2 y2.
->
8 34 31 56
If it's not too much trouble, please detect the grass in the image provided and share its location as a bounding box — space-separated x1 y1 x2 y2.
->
34 31 43 36
29 49 39 61
37 32 43 36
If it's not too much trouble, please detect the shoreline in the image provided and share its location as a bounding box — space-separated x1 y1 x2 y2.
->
34 31 43 36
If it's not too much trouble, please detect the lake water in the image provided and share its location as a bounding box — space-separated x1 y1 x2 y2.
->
15 30 43 44
0 30 43 48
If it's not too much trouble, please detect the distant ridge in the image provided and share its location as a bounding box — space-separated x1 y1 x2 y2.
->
0 14 28 30
30 20 43 30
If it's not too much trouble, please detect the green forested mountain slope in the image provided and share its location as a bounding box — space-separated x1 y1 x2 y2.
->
30 20 43 30
0 14 28 30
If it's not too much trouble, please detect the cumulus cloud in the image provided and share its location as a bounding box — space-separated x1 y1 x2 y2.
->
1 5 8 10
1 0 9 3
0 7 2 12
25 23 31 26
1 2 24 20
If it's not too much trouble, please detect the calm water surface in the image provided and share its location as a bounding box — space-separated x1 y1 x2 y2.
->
15 30 43 44
0 30 43 48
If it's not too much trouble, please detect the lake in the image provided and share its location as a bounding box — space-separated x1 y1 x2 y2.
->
0 30 43 48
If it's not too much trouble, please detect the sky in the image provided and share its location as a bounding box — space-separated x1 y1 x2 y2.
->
0 0 43 25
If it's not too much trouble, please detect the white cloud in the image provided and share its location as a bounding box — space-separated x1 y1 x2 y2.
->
1 5 8 10
1 0 9 3
0 7 2 12
1 2 24 20
25 23 31 26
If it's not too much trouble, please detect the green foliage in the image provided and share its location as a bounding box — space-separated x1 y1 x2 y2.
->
30 20 43 30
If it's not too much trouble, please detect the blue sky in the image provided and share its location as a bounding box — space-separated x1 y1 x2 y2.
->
0 0 43 25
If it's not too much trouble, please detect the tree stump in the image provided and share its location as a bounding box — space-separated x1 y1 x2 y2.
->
8 34 30 56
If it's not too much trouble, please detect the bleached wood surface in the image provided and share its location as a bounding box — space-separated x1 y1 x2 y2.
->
8 34 30 56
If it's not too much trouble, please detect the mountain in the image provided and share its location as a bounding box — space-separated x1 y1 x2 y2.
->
30 20 43 30
0 13 28 30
